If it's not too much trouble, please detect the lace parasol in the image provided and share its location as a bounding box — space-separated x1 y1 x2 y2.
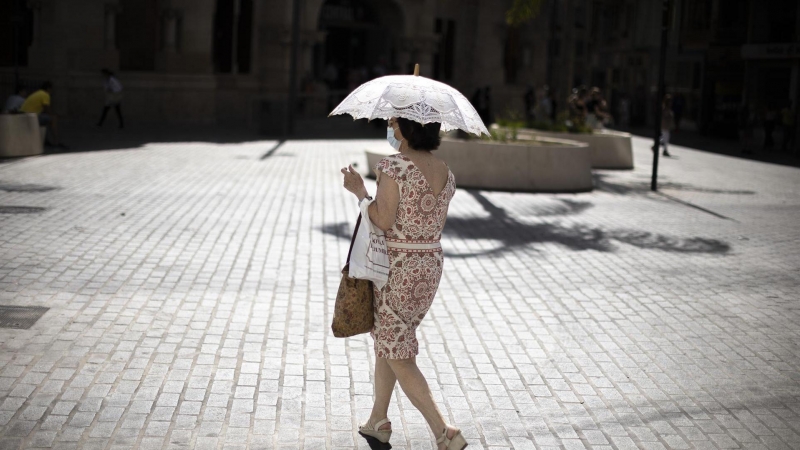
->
329 64 489 136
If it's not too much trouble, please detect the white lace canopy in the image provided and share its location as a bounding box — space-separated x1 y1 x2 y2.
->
329 75 489 136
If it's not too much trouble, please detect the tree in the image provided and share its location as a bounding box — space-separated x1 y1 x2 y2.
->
506 0 544 27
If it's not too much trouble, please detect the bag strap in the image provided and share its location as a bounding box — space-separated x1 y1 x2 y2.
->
345 213 362 266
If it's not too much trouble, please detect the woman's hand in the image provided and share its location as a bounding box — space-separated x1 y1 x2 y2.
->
341 165 368 200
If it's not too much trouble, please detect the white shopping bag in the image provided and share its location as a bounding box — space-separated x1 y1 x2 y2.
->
349 199 390 289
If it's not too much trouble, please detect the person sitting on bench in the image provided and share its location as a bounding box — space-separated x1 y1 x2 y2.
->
20 81 67 149
2 86 27 114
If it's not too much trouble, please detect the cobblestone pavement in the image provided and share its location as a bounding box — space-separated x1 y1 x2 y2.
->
0 134 799 450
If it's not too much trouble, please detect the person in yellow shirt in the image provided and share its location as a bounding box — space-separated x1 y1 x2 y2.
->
21 81 66 148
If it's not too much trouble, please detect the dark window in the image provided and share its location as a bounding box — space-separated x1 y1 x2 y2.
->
605 4 621 43
433 18 455 81
214 0 254 74
682 0 711 31
237 0 253 73
213 0 235 73
118 0 160 71
574 0 586 29
767 0 797 42
590 1 601 41
0 0 34 68
622 4 634 38
504 27 521 84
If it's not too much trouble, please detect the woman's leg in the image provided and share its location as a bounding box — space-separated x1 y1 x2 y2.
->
114 104 124 128
368 356 396 429
386 357 457 444
97 106 109 126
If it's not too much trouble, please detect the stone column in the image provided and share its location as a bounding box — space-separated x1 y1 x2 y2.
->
26 0 42 48
163 8 181 54
300 30 326 78
155 7 182 71
104 2 120 50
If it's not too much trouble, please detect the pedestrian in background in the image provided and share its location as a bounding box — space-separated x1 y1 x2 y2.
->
568 86 588 126
739 102 755 155
780 100 795 153
548 89 557 123
21 81 67 148
340 117 467 450
472 86 491 126
524 85 536 123
3 86 27 114
618 93 631 128
482 86 493 125
536 85 553 124
659 94 675 157
672 93 685 132
585 87 608 129
763 102 777 150
97 69 124 129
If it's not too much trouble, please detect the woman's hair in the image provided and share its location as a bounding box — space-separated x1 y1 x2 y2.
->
396 117 442 151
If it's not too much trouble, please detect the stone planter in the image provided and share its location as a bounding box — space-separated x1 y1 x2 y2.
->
0 113 44 158
366 136 593 193
518 128 634 169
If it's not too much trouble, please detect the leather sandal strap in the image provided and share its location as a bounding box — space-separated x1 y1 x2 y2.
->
373 418 391 429
436 428 449 445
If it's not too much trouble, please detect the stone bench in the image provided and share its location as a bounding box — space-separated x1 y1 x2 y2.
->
518 128 634 169
366 135 593 193
0 113 44 158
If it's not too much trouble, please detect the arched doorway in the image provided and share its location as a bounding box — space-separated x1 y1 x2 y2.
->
315 0 405 92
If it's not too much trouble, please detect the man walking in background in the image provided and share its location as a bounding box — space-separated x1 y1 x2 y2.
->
97 69 124 129
781 100 795 153
659 94 675 157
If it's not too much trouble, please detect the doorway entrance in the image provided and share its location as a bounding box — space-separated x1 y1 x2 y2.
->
315 0 404 92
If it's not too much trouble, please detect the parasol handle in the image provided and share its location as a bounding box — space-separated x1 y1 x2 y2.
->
414 64 420 76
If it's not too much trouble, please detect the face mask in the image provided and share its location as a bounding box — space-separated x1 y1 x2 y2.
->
387 127 402 150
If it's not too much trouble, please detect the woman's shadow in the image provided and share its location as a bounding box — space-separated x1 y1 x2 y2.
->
321 190 731 258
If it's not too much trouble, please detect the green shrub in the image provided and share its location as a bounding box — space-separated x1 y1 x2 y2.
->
527 112 592 134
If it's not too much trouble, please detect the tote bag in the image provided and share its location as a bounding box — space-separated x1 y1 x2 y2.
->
331 214 374 338
349 199 390 290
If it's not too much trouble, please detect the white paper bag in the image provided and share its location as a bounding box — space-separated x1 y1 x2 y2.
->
349 199 390 289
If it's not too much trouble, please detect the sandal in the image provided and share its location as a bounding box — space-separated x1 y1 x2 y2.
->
436 427 467 450
358 418 392 446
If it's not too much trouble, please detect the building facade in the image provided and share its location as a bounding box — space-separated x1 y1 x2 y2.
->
0 0 552 130
3 0 795 140
543 0 800 139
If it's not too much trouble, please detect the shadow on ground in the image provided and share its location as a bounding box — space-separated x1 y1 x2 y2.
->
321 190 731 258
46 116 385 154
593 173 756 196
0 182 59 192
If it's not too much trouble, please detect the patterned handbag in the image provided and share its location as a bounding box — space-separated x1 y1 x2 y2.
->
331 214 375 338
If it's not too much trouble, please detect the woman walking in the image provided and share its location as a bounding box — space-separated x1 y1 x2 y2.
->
97 69 124 128
340 117 466 450
660 94 675 157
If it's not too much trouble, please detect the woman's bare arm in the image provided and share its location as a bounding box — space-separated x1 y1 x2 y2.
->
368 171 400 232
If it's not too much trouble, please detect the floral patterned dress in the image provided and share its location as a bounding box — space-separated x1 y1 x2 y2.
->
372 154 456 359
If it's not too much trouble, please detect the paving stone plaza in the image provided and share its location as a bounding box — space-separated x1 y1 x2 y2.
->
0 134 799 449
